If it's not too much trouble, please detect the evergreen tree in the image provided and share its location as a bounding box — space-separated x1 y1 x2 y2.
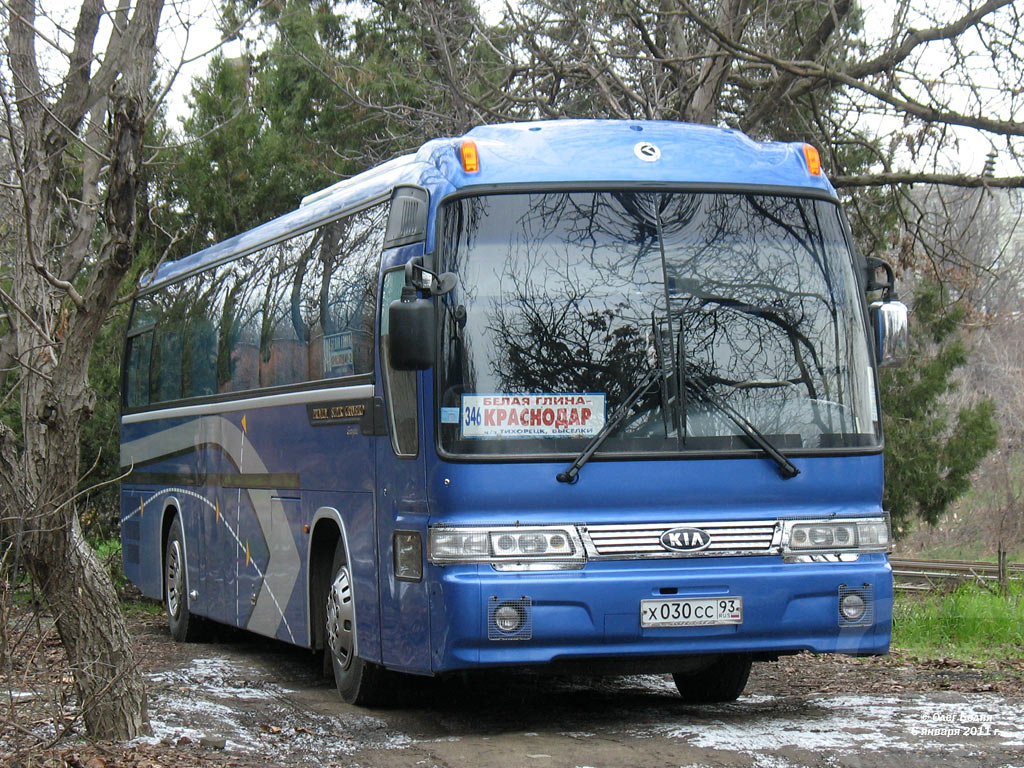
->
881 283 998 534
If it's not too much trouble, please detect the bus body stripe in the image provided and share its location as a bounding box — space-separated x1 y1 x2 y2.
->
122 415 301 644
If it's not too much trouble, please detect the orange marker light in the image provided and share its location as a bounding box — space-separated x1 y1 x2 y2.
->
803 144 822 176
460 140 480 173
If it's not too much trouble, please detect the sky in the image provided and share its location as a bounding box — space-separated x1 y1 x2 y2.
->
157 0 243 123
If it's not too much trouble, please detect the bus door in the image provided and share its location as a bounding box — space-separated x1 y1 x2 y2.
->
375 266 431 672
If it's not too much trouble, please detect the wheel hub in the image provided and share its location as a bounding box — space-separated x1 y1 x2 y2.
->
166 540 183 617
325 566 354 670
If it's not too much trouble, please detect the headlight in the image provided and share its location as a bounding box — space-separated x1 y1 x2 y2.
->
429 525 584 567
430 530 489 559
784 518 889 554
490 530 573 557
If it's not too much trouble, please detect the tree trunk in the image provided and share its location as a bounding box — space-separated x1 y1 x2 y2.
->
39 90 147 740
2 0 161 735
23 517 149 737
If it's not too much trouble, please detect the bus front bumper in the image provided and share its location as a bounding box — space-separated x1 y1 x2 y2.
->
427 555 892 673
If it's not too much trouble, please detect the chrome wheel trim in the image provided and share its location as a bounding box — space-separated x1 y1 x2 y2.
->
166 538 184 618
326 565 355 671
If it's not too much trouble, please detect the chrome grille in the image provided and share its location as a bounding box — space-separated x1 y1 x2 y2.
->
583 520 780 559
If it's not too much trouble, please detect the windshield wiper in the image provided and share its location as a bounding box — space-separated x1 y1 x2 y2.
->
684 372 800 479
556 367 661 484
652 314 686 442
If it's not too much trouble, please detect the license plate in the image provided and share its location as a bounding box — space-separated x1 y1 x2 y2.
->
640 596 743 628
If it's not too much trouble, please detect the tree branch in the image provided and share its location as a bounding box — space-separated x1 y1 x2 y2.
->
740 0 852 133
846 0 1016 80
28 258 86 311
833 173 1024 189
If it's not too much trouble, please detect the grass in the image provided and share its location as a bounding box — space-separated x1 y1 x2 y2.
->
122 598 164 616
893 580 1024 662
6 538 159 613
91 537 128 590
91 537 163 613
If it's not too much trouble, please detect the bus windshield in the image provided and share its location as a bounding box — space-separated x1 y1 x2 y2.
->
437 191 880 458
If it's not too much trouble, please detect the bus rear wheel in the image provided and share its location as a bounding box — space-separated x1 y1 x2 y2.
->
672 655 752 703
165 516 205 642
326 542 389 706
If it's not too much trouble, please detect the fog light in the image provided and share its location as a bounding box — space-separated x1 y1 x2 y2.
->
488 596 533 640
494 604 524 633
840 592 866 621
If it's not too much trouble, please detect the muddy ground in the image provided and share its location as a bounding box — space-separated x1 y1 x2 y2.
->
3 601 1024 768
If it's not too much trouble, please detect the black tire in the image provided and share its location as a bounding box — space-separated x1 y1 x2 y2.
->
326 540 390 706
165 515 205 642
672 655 752 703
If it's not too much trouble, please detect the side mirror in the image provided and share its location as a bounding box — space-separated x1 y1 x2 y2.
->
389 287 435 371
870 299 909 367
865 257 897 300
864 257 908 367
386 257 457 371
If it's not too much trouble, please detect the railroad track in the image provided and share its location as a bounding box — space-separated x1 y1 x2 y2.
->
889 557 1024 591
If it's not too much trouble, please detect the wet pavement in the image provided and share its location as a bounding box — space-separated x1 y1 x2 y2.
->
141 635 1024 768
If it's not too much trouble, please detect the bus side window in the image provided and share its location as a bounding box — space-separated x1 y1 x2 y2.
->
185 317 218 398
321 204 386 379
152 326 183 403
380 269 418 456
124 330 153 408
258 231 312 389
213 261 261 394
151 290 185 403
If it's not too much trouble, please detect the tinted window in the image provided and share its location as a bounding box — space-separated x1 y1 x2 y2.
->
123 202 386 407
124 330 152 408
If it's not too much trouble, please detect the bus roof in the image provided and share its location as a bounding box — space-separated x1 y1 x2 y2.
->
146 120 834 288
417 120 834 194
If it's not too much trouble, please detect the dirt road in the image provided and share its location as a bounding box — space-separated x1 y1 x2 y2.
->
133 617 1024 768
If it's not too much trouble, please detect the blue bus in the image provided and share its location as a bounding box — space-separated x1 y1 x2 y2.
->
120 120 908 705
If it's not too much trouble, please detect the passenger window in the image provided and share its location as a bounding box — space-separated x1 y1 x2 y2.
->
151 325 183 402
212 257 262 393
253 231 310 389
320 205 386 378
263 202 385 384
123 330 152 408
127 201 388 403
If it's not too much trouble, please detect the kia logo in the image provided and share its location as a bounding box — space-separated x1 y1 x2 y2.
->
634 141 662 162
660 527 711 552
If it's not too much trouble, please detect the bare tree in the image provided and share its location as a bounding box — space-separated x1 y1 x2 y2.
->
360 1 1020 215
0 0 164 739
899 188 1024 554
945 189 1024 553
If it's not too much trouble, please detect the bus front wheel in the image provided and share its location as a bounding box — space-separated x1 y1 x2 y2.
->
672 655 752 703
165 516 205 642
326 541 389 706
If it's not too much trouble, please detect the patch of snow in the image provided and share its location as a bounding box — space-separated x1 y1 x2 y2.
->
750 755 803 768
149 655 294 701
145 654 416 764
4 691 38 702
642 692 1024 758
